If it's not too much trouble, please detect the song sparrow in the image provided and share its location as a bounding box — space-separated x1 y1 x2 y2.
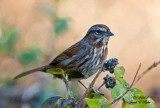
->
14 24 114 81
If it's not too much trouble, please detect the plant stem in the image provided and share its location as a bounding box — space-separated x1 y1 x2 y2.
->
134 61 160 85
105 61 160 107
78 69 102 104
98 82 105 90
130 63 141 88
78 81 87 89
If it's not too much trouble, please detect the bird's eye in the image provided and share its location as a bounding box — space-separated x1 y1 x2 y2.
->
96 30 101 34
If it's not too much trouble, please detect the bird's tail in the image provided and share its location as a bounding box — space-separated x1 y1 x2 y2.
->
14 65 51 79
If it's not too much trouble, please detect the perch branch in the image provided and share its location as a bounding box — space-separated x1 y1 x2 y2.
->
78 69 102 104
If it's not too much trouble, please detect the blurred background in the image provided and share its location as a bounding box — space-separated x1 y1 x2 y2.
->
0 0 160 108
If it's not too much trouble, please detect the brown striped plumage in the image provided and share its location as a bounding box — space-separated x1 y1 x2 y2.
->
14 24 114 81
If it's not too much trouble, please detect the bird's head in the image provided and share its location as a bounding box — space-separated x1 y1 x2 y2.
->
84 24 114 46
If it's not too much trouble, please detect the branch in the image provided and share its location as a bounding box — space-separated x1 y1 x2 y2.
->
97 82 105 90
78 60 160 107
134 60 160 85
106 61 160 107
106 88 130 107
105 63 141 107
78 58 118 106
78 81 87 89
130 63 141 88
78 69 102 104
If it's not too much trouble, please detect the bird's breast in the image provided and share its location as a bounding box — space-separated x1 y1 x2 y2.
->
80 45 107 78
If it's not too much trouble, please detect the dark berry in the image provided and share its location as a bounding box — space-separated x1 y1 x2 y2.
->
104 75 116 89
102 58 119 73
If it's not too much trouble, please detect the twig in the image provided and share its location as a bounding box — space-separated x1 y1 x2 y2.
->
78 81 87 89
97 82 105 90
113 101 119 108
78 69 102 104
130 63 141 88
106 61 160 107
106 88 130 107
78 60 160 107
106 63 141 107
134 60 160 85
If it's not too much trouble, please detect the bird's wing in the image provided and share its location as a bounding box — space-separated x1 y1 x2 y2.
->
49 41 84 66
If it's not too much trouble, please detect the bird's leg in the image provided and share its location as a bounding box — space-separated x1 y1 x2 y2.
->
78 81 87 89
63 74 74 100
63 74 78 107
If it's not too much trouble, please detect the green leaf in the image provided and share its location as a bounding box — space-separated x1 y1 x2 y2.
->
133 103 147 108
111 84 126 99
0 25 19 54
133 98 156 108
123 88 155 108
18 47 41 65
85 98 103 108
131 88 145 104
131 88 147 108
114 66 125 83
5 29 19 51
85 98 112 108
122 100 130 108
85 89 112 108
147 98 156 108
114 66 125 78
54 18 68 34
3 77 15 86
123 88 145 104
103 99 112 108
132 97 156 108
85 89 105 99
41 96 71 108
123 91 134 103
121 79 129 88
131 88 145 98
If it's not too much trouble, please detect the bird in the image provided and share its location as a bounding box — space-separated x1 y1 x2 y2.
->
14 24 113 99
14 24 113 81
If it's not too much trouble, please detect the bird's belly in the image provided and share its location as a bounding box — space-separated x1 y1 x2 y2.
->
80 58 102 79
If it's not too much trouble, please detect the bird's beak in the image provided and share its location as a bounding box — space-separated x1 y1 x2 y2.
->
107 30 114 36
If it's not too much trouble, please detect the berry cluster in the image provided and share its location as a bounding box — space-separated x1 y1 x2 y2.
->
102 58 119 73
104 75 116 89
